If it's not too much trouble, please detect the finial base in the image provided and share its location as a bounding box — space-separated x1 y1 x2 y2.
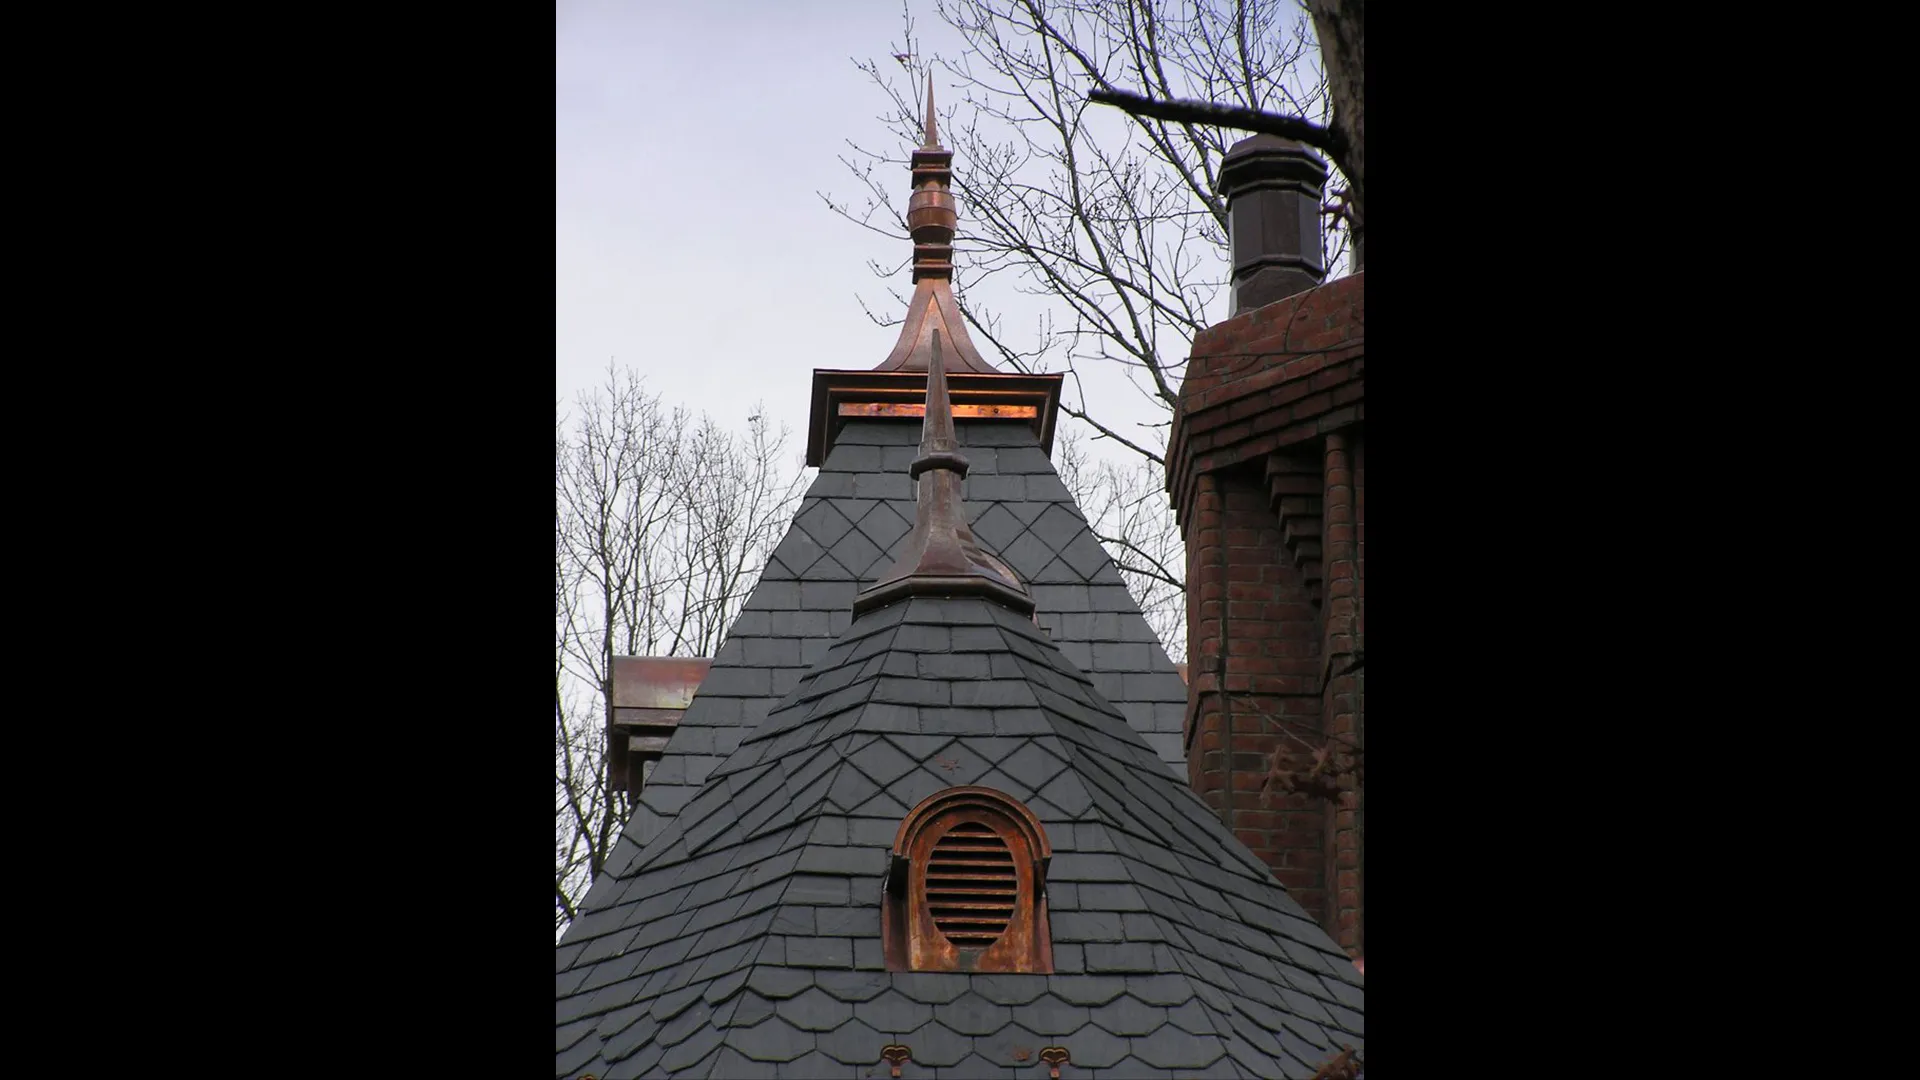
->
852 574 1038 619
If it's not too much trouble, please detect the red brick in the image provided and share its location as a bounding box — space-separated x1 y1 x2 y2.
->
1293 391 1333 417
1169 276 1364 939
1319 405 1359 432
1282 354 1327 380
1309 364 1350 392
1225 393 1268 423
1271 378 1315 408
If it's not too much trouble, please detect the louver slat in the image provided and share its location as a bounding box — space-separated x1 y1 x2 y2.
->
927 822 1015 947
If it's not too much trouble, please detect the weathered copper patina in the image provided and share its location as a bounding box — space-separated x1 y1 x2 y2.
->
804 74 1065 466
836 401 1038 420
807 368 1059 465
884 786 1053 974
606 656 710 798
852 332 1034 618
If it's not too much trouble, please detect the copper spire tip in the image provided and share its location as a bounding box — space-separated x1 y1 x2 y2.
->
923 71 939 148
876 70 1001 374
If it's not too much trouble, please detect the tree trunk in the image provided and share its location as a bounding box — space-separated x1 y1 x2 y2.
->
1306 0 1363 268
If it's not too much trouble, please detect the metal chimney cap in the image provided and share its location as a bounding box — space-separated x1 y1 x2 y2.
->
1218 134 1328 198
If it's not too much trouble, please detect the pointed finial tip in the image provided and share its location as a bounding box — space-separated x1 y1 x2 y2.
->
923 72 939 148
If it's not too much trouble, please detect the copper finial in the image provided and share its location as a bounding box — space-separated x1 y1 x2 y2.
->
853 331 1034 617
923 71 939 148
871 75 1000 375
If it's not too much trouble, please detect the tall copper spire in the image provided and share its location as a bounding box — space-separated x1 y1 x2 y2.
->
803 76 1066 469
853 331 1034 617
874 76 1000 374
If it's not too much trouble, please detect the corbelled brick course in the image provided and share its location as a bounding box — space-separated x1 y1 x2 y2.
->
1168 272 1363 957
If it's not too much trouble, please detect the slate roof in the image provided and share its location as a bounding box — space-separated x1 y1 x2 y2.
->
556 593 1364 1078
625 417 1191 854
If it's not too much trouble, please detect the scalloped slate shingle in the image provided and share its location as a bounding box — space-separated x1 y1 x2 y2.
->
621 419 1190 857
557 595 1363 1078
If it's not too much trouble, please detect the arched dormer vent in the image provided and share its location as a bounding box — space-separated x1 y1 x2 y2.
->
883 786 1053 973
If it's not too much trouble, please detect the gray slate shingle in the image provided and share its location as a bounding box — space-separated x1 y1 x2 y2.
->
617 420 1191 863
559 591 1361 1078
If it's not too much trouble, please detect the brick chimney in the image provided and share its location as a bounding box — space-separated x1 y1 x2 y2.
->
1219 135 1328 316
1165 140 1362 956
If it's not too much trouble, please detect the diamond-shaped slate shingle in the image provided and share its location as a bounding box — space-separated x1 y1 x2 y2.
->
558 594 1362 1078
618 417 1192 860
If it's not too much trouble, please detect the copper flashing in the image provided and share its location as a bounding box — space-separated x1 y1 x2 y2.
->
838 402 1037 420
852 332 1035 618
806 367 1062 466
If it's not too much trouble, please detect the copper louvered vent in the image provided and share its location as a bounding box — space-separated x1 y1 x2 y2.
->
927 822 1017 947
885 786 1053 973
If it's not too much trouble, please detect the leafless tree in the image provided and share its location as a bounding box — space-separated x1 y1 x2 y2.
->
1054 429 1186 659
1088 0 1363 262
1067 0 1366 814
824 0 1353 656
555 367 807 933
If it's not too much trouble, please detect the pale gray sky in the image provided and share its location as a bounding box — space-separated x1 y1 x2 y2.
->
560 3 957 445
556 0 1198 466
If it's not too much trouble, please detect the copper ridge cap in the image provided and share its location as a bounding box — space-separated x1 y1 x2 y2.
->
871 75 1000 376
853 330 1035 618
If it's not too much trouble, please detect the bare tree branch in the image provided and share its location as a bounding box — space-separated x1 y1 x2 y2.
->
555 371 807 935
1086 87 1342 158
831 2 1352 664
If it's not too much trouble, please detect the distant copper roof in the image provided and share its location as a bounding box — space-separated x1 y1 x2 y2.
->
606 656 711 798
611 656 710 711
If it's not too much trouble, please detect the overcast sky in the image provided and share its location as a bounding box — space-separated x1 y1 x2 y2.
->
557 1 1230 469
561 3 949 450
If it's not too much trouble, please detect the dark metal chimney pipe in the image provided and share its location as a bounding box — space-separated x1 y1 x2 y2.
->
1218 134 1329 315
